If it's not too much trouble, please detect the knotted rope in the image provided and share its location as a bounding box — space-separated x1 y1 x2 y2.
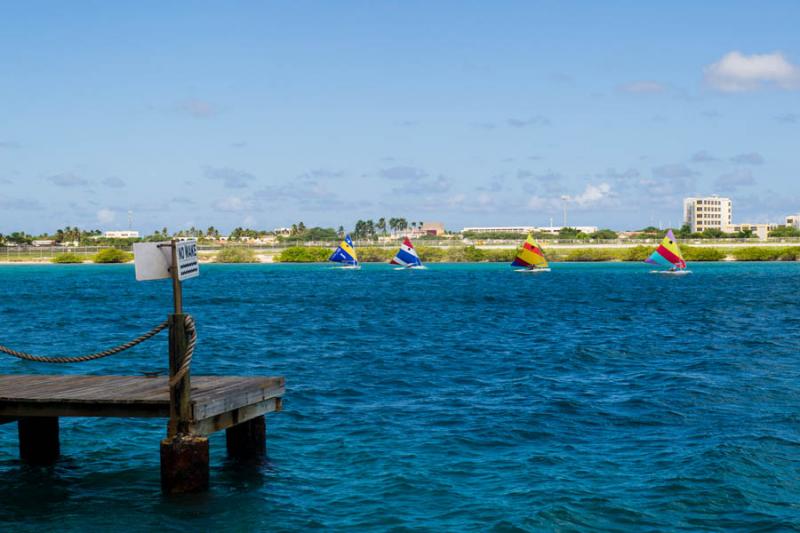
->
0 316 196 372
0 320 168 363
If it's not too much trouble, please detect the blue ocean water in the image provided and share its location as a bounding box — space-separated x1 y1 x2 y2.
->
1 262 799 531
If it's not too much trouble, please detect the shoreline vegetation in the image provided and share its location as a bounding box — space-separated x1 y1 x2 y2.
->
274 245 800 263
1 244 799 265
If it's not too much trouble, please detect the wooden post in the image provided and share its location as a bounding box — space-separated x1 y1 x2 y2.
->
167 313 191 436
160 435 209 493
226 415 267 460
170 239 183 315
161 313 208 493
18 416 59 465
160 239 208 493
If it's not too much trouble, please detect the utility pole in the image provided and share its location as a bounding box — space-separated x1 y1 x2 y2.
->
560 196 569 227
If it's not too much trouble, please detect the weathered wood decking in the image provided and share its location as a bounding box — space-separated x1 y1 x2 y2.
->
0 375 284 435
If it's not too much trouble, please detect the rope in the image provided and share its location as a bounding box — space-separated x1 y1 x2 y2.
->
0 320 169 364
169 315 196 387
0 315 197 395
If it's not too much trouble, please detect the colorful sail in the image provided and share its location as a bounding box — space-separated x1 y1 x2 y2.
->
329 234 358 265
512 234 549 269
390 237 422 267
644 229 686 270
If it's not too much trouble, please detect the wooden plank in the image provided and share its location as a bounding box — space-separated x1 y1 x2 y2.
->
190 397 279 436
193 379 285 420
0 375 285 430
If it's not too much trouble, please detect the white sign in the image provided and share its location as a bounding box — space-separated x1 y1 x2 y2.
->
133 240 199 282
175 240 199 281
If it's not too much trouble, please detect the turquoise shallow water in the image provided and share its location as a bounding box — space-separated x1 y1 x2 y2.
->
1 262 799 531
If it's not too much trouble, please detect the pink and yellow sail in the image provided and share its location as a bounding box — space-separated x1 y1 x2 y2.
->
512 234 549 269
644 229 686 270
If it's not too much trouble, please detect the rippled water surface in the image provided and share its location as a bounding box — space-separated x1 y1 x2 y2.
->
1 262 799 531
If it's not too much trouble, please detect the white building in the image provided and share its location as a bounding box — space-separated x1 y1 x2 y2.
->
536 225 599 235
462 225 598 235
786 214 800 229
462 226 535 234
103 230 140 239
683 196 732 233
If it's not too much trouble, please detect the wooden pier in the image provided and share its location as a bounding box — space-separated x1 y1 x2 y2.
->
0 374 285 492
0 240 286 494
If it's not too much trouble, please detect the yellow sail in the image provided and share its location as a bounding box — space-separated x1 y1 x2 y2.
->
512 234 549 268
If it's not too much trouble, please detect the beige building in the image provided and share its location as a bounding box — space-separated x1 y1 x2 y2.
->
726 223 778 241
420 222 446 236
786 214 800 229
683 196 732 232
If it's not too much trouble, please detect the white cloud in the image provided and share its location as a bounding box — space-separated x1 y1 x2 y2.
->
704 51 800 92
526 196 556 210
213 196 252 212
568 182 613 207
97 208 115 224
619 81 666 94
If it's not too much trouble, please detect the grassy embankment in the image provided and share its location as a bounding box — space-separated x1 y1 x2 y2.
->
275 245 800 263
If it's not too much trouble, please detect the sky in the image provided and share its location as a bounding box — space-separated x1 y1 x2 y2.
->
1 1 799 234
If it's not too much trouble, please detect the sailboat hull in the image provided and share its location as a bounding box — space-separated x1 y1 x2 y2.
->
650 269 691 275
394 265 426 270
515 267 551 274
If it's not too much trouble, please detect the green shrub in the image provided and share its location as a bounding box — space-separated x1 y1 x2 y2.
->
93 248 133 263
682 246 726 261
356 247 394 262
480 247 517 262
51 252 85 264
732 246 800 261
561 248 617 262
215 247 259 263
274 246 331 263
622 245 652 262
416 246 448 262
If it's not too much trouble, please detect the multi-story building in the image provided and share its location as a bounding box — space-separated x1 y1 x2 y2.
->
786 214 800 229
683 196 732 233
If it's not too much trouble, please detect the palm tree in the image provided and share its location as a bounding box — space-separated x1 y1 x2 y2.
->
377 217 386 235
298 221 306 234
337 225 345 238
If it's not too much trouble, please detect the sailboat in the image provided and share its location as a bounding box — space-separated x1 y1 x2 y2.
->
512 234 551 273
390 237 425 269
329 234 360 269
645 229 690 275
